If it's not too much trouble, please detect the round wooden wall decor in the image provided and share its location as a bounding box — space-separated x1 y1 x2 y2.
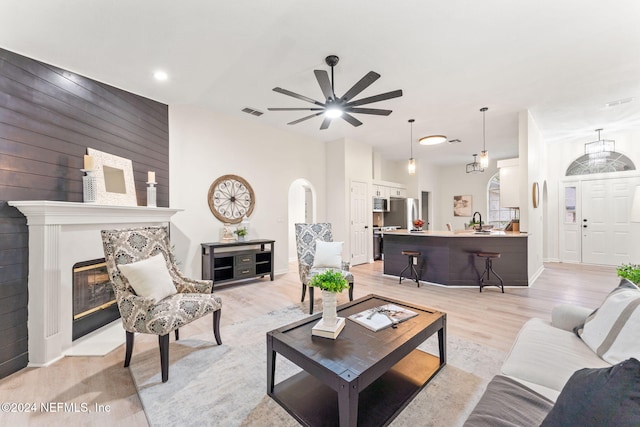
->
208 174 255 224
532 182 540 208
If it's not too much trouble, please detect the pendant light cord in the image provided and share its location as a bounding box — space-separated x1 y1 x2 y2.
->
409 119 415 157
481 107 488 152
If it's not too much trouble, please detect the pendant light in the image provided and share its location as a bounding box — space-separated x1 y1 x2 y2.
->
584 128 615 158
407 119 416 175
466 154 484 174
479 107 489 168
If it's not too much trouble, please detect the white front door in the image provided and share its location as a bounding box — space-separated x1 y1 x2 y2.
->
350 180 368 265
581 177 638 266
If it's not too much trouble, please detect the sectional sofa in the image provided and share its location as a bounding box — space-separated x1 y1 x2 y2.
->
464 279 640 426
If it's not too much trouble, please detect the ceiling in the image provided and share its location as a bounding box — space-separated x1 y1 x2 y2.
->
2 0 640 166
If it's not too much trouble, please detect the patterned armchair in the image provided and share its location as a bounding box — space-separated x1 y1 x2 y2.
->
294 223 354 314
101 226 222 383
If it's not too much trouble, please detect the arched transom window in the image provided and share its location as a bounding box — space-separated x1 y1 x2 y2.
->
566 152 635 176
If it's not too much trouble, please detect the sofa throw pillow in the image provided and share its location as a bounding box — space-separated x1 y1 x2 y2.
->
118 253 177 302
312 240 343 269
540 358 640 427
578 279 640 364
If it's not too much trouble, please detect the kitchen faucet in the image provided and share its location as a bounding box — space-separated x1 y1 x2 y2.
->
472 211 482 231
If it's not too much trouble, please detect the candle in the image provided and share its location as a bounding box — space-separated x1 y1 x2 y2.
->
83 155 95 170
148 171 156 183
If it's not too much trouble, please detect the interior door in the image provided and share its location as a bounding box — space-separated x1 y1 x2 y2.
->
350 180 369 265
582 177 637 266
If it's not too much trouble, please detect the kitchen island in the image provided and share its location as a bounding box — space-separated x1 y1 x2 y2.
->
383 230 528 287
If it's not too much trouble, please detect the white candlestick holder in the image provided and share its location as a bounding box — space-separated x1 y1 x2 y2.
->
81 169 97 203
146 181 157 207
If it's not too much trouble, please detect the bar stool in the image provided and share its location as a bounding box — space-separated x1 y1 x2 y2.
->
399 250 421 287
476 252 504 293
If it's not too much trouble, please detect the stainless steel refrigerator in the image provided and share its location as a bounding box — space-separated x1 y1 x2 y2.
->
384 198 419 229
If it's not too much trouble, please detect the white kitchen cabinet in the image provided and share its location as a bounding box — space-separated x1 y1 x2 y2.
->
389 187 407 198
498 158 520 208
372 184 389 199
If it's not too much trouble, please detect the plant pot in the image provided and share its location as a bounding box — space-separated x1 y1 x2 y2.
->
238 236 245 242
321 290 338 327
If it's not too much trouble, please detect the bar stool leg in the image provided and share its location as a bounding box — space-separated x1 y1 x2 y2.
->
399 257 411 284
488 258 505 293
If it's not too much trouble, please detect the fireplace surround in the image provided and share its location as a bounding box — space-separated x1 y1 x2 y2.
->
8 201 181 366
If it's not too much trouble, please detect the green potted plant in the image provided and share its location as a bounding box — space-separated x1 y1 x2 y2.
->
234 226 248 241
616 263 640 285
309 270 349 330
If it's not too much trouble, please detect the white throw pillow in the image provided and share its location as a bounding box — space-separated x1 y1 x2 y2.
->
117 253 177 302
312 240 343 269
579 280 640 364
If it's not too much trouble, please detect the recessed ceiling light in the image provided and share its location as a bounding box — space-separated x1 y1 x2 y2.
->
153 70 168 81
419 135 448 145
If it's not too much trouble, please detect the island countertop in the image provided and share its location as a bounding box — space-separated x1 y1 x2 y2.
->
383 230 528 287
382 229 528 237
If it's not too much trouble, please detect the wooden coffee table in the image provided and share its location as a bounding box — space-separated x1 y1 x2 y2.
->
267 294 446 426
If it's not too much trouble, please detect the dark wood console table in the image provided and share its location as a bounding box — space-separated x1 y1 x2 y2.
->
201 239 275 288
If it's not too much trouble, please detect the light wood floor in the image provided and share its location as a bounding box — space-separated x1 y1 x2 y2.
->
0 261 616 426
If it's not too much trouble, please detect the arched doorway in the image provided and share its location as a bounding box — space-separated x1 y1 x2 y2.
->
288 179 316 263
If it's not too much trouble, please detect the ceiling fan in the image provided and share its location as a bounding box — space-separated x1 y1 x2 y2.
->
268 55 403 130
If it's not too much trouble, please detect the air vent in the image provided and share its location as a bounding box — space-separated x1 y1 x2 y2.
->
241 107 264 117
447 139 462 144
605 97 634 108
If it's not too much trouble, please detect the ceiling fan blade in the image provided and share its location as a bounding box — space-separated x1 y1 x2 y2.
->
341 71 380 102
273 87 324 106
268 107 324 111
345 89 403 107
346 107 392 116
320 116 332 130
341 113 363 127
287 112 324 125
314 70 334 101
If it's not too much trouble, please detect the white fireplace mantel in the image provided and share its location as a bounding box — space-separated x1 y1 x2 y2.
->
8 201 182 366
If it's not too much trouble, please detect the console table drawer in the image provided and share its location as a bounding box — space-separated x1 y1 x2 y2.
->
235 254 254 266
234 265 256 278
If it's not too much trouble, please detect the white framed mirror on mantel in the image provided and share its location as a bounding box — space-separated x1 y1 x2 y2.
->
8 200 182 366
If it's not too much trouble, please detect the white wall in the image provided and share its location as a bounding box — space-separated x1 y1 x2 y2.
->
168 105 327 277
521 111 545 281
416 159 442 229
326 137 373 262
436 159 499 231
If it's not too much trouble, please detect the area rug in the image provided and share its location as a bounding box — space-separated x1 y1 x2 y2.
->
130 306 505 427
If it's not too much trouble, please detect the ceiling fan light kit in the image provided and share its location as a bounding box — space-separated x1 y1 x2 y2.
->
418 135 448 145
268 55 403 130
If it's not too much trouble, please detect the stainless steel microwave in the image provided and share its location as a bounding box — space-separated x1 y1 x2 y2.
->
373 197 388 212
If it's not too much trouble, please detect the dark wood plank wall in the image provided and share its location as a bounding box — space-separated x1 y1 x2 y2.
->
0 47 169 378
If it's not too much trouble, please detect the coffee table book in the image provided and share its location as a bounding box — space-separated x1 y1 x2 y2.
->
311 317 345 339
348 303 418 332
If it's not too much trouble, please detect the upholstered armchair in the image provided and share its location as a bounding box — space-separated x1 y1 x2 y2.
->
294 223 354 314
101 226 222 383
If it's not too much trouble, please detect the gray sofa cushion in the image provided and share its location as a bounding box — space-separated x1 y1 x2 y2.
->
540 358 640 427
464 375 554 427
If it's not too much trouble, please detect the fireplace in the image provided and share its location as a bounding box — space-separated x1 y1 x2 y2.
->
72 258 120 340
7 200 181 366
